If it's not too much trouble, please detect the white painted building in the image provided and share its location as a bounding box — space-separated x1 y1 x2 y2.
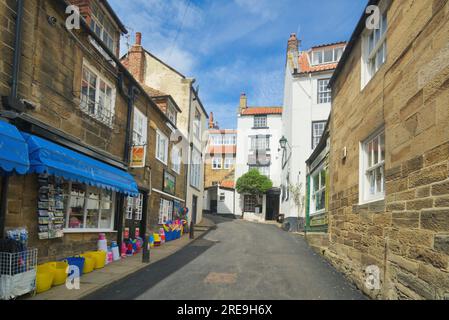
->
279 34 346 230
234 94 283 222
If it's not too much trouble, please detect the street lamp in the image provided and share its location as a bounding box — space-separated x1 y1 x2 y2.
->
279 136 288 150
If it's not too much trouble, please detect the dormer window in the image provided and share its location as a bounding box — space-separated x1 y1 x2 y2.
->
167 101 177 125
312 46 344 65
90 1 117 54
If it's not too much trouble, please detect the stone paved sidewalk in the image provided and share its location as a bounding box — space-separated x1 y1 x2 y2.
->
25 218 215 300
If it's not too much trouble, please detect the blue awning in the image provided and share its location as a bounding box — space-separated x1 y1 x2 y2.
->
21 133 138 196
0 120 30 175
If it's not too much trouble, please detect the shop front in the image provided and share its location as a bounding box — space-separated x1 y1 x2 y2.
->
1 126 139 262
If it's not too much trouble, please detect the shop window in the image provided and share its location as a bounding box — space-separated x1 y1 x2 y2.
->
244 195 257 213
65 182 116 231
126 193 144 221
310 167 326 215
80 62 115 127
360 128 385 204
158 199 174 224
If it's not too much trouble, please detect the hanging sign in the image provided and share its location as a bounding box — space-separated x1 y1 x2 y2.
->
130 145 146 168
163 170 176 195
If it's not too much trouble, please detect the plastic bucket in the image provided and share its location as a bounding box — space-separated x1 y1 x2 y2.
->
65 257 85 277
36 265 54 294
84 251 106 269
79 254 95 274
45 262 68 286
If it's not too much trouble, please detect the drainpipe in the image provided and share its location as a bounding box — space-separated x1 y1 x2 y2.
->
0 0 24 239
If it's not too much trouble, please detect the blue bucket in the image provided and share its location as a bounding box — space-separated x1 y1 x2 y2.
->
65 257 85 277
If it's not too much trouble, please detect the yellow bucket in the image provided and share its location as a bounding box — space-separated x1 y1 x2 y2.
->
80 254 95 274
36 265 54 294
84 251 106 269
44 262 68 286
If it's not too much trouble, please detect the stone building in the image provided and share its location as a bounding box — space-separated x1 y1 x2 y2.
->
326 0 449 299
203 112 237 216
122 33 187 237
122 33 208 225
0 0 165 262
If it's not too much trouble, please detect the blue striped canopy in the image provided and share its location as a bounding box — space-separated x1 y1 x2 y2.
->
0 120 30 175
22 133 138 196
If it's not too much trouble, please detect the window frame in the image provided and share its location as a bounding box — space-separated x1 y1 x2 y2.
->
253 116 268 128
224 157 234 170
359 128 386 204
167 101 177 125
89 1 117 54
212 156 223 170
244 195 258 213
312 121 327 150
310 166 326 215
317 78 332 104
190 147 202 189
126 193 144 221
171 145 182 174
80 60 116 127
193 109 201 139
156 130 169 165
311 47 345 66
133 108 148 147
362 12 387 88
64 182 116 233
250 135 270 151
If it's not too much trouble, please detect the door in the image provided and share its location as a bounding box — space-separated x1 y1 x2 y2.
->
210 200 218 214
265 193 280 221
192 195 198 224
124 192 147 240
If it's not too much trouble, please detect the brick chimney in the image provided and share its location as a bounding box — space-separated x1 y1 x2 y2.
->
209 112 215 129
127 32 145 83
239 93 247 113
287 33 299 53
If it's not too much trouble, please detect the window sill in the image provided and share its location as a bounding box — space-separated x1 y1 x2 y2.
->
252 127 269 130
310 210 326 217
156 158 168 166
63 229 117 234
355 198 386 213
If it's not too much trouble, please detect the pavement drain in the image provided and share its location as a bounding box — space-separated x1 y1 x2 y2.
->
204 272 237 284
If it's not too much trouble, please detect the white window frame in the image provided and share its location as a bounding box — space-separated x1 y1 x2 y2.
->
158 199 174 225
244 195 257 213
310 166 326 215
64 182 116 233
193 109 201 139
133 108 147 147
317 78 332 104
167 101 177 125
224 157 234 170
171 146 182 174
156 130 169 165
359 128 386 204
312 122 326 150
219 192 226 202
126 193 144 221
190 147 202 189
251 135 270 151
80 60 116 127
210 134 223 146
254 116 267 128
311 47 345 66
362 11 387 88
90 1 117 54
212 157 223 170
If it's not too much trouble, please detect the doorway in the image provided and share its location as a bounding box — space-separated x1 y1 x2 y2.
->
265 190 280 221
192 195 198 224
124 192 147 240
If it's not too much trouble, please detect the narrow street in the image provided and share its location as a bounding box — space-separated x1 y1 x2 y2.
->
85 216 366 300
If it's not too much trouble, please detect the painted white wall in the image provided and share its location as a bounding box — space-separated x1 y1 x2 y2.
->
235 113 283 220
280 63 334 220
217 188 235 215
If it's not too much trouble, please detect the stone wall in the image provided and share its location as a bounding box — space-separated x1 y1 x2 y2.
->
0 0 131 262
328 0 449 299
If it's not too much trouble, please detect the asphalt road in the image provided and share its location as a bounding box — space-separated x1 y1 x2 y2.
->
85 216 366 300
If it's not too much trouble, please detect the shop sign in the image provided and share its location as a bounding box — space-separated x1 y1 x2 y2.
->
163 170 176 195
310 214 328 227
130 145 146 168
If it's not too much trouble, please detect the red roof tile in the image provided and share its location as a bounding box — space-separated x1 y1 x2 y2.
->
207 146 236 155
241 107 282 116
220 180 235 189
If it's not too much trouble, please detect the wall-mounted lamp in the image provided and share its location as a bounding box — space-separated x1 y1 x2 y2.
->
279 136 288 150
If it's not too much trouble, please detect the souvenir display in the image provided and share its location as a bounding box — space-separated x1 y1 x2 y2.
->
37 174 64 240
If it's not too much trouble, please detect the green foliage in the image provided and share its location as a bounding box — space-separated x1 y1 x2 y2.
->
236 169 273 195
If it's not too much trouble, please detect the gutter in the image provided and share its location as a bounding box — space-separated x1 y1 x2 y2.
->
0 0 24 239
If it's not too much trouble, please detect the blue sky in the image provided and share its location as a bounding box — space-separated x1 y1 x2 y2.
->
109 0 367 129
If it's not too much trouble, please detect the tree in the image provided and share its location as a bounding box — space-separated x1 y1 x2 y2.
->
236 170 273 210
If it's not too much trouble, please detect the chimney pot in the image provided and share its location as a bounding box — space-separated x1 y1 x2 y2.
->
136 32 142 45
